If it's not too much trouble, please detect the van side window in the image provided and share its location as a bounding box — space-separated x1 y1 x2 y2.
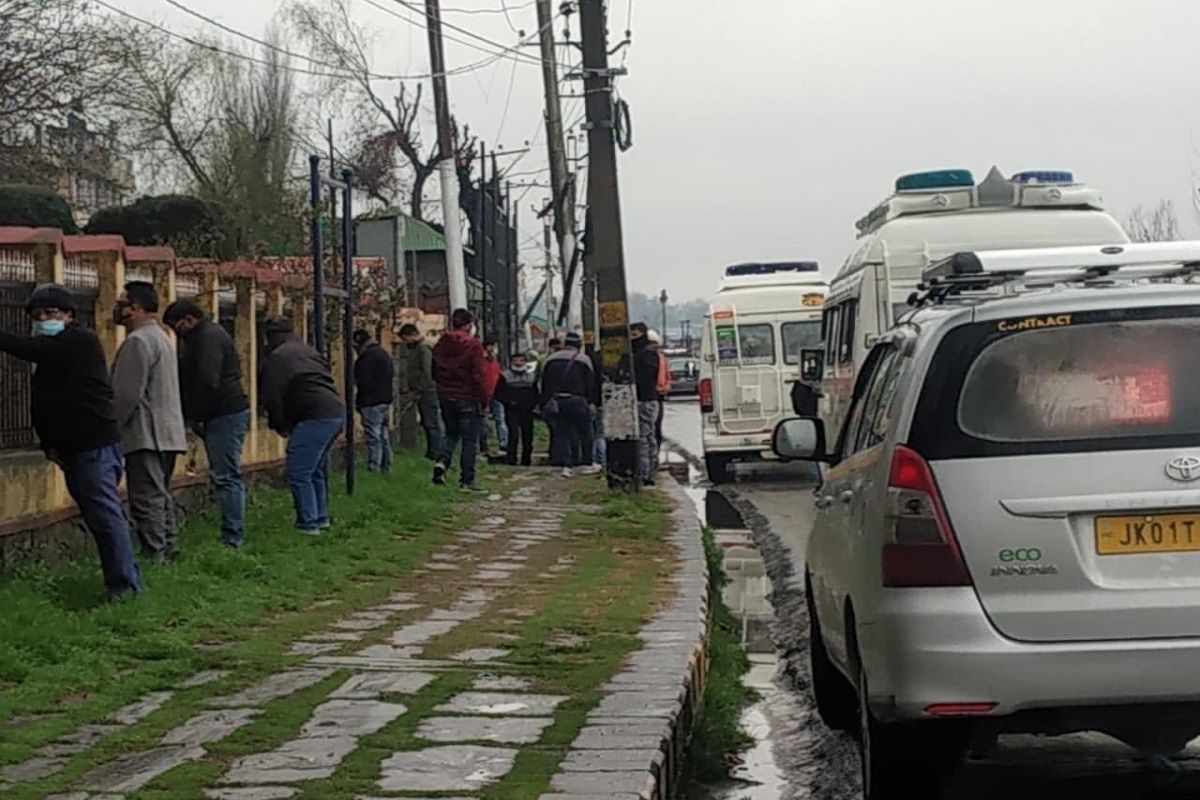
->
839 299 858 364
823 306 840 365
837 344 897 459
853 347 903 454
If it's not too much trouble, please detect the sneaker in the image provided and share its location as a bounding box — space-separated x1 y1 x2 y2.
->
460 483 488 494
433 462 447 485
580 465 602 476
643 478 656 487
298 528 322 537
561 467 574 478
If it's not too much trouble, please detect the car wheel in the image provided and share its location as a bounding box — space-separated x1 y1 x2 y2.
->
857 663 965 800
705 453 732 484
806 586 857 731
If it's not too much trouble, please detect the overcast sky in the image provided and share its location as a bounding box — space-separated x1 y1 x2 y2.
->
120 0 1200 303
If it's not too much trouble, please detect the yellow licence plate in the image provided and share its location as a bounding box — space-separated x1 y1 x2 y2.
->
1095 513 1200 555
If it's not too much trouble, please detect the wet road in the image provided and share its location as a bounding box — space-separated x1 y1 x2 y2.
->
662 398 1200 799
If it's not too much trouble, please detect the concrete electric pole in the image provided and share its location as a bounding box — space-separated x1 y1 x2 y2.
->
579 0 638 489
534 0 581 333
659 289 668 341
423 0 468 312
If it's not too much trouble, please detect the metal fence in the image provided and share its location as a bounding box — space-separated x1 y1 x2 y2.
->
0 283 36 449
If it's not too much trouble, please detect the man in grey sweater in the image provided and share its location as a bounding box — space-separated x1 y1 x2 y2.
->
400 323 441 460
111 281 187 563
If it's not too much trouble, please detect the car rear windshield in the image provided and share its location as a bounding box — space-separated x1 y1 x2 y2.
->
782 321 822 365
910 307 1200 458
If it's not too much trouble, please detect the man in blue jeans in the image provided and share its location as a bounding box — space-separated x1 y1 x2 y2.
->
352 329 394 473
260 318 345 535
164 299 250 548
431 308 490 493
0 284 143 599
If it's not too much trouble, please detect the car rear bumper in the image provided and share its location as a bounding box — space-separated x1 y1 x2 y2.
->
702 430 775 456
860 587 1200 722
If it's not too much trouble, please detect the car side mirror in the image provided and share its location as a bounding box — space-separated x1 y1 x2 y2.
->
772 417 829 462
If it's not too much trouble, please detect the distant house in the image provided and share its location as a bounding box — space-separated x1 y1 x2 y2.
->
356 211 512 342
0 103 134 227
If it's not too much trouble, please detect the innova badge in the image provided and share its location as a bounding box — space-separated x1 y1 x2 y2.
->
1165 456 1200 483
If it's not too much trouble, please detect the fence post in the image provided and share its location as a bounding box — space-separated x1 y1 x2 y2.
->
95 250 125 363
292 291 310 345
201 269 220 318
234 276 258 459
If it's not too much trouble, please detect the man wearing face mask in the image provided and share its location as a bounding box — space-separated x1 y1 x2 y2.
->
0 283 144 599
111 282 187 564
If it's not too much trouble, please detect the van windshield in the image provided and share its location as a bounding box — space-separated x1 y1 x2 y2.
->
782 321 822 365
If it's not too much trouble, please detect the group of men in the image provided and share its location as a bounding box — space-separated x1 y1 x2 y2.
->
0 282 672 599
397 307 670 491
0 282 377 600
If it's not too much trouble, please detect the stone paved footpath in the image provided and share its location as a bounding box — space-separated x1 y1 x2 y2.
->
1 472 707 800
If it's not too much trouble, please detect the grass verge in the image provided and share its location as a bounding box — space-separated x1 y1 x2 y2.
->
0 448 465 767
683 525 754 785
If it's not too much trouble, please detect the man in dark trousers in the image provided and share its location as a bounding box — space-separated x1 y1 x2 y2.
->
540 331 600 478
497 350 538 466
112 281 187 563
352 329 394 473
0 284 143 599
432 308 490 493
399 323 441 460
630 322 661 486
260 317 345 535
163 299 250 548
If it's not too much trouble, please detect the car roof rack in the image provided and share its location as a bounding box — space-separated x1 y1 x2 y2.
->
912 242 1200 306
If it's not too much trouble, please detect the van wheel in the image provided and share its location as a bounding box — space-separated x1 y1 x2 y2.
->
807 585 857 731
857 663 965 799
705 454 732 484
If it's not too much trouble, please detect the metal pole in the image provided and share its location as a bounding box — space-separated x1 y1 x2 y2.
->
328 119 338 302
534 0 580 331
423 0 467 311
542 215 555 338
341 168 356 495
309 154 325 354
506 181 515 355
580 0 638 490
479 142 488 336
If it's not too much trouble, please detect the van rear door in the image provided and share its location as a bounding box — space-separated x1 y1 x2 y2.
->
909 306 1200 643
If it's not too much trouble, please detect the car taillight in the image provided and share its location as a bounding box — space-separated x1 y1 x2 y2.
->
883 445 972 588
699 378 713 413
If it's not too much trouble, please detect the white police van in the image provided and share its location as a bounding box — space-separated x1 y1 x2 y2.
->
699 262 828 482
820 167 1129 436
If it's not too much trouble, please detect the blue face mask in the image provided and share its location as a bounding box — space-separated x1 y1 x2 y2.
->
33 319 66 337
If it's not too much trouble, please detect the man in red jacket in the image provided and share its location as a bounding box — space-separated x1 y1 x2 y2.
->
432 308 491 492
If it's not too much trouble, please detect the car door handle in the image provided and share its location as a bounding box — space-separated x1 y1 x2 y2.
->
839 490 855 504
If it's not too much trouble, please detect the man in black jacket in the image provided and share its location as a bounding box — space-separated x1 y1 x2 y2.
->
353 329 394 473
260 317 345 535
497 351 538 466
0 284 143 598
630 322 661 486
539 331 600 477
163 299 250 548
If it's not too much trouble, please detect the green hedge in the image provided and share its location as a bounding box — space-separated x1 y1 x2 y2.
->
85 195 236 259
0 185 79 233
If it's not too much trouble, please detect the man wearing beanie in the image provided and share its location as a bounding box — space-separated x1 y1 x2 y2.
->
259 317 345 535
0 284 144 599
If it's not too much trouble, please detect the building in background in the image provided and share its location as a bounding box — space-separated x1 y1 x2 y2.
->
0 103 134 226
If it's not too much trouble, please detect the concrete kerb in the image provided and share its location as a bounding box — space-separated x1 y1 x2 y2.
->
539 477 710 800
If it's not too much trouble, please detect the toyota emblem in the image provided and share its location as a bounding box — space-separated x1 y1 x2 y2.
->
1165 456 1200 483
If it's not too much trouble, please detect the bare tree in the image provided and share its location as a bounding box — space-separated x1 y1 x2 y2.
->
1125 199 1180 243
286 0 476 220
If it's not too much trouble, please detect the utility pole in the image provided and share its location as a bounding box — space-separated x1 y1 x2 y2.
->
478 142 488 336
659 289 668 341
340 168 356 496
505 181 515 355
534 0 580 332
423 0 467 311
542 216 556 338
308 155 325 355
579 0 638 490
